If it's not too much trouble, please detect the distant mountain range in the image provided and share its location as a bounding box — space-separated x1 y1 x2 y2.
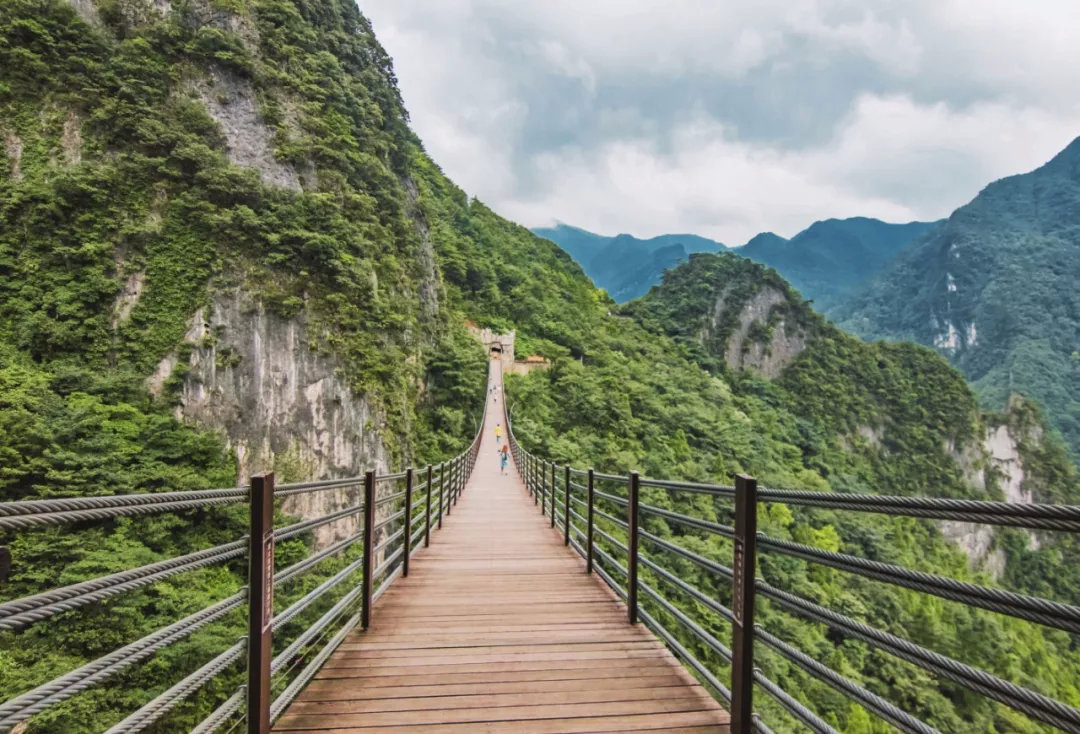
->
533 217 936 308
740 217 939 312
531 225 724 302
837 135 1080 460
538 136 1080 460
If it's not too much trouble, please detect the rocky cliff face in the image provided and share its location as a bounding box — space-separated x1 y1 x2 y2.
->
151 286 391 545
943 420 1035 578
706 285 808 379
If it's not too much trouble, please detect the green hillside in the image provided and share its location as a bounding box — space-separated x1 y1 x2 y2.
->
836 138 1080 462
532 224 724 301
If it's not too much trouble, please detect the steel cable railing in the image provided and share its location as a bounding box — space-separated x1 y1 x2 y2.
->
0 399 485 734
505 403 1080 734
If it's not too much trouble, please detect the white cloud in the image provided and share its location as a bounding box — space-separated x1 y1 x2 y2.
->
362 0 1080 244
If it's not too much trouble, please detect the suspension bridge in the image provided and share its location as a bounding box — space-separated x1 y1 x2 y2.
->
3 358 1080 733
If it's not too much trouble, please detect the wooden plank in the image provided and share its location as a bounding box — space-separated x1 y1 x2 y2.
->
272 364 729 732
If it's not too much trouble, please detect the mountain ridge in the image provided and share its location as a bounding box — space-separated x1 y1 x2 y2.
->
837 134 1080 460
534 217 937 306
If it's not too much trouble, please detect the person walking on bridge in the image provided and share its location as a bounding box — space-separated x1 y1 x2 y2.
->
500 443 509 475
494 423 502 444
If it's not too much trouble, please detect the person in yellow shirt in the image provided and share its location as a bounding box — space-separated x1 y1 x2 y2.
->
494 424 502 444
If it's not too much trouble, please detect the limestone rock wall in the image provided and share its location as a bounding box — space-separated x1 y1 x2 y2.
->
154 287 391 546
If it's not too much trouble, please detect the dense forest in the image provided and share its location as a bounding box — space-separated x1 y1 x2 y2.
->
835 138 1080 465
1 1 1079 732
508 252 1080 732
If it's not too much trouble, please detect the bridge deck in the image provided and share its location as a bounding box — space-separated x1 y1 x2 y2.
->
274 364 730 732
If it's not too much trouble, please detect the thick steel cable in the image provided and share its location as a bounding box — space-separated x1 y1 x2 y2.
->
757 534 1080 634
637 502 735 539
0 592 245 728
758 489 1080 531
102 640 246 734
639 579 730 660
0 488 246 517
2 500 370 632
594 525 628 554
270 611 362 722
274 476 364 498
271 583 365 676
757 581 1080 731
639 477 737 497
373 528 405 557
639 528 734 580
638 607 732 704
752 670 838 734
594 488 629 507
375 490 406 508
373 563 402 603
638 551 733 624
754 626 938 734
593 505 629 530
0 510 366 727
272 556 366 632
190 687 245 734
275 528 364 586
592 546 628 602
0 496 245 531
0 539 247 631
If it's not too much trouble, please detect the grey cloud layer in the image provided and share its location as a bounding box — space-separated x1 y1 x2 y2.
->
364 0 1080 243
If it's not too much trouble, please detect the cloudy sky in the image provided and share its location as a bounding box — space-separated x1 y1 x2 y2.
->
363 1 1080 244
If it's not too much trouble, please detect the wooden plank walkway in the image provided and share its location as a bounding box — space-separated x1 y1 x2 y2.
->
274 361 730 732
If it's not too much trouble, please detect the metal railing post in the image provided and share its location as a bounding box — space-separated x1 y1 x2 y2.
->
586 468 595 574
447 459 454 515
361 470 376 630
550 463 557 528
563 465 571 546
403 468 413 577
532 456 538 504
731 474 759 734
627 471 640 625
541 461 547 515
424 465 432 547
247 472 274 734
438 462 445 528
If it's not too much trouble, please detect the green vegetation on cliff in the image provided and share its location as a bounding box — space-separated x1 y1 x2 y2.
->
835 138 1080 463
507 252 1080 732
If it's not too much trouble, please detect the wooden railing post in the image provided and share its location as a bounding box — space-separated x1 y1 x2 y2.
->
403 468 413 577
550 463 557 528
438 462 445 528
424 465 433 547
731 474 759 734
247 472 274 734
360 470 375 630
563 465 571 546
627 471 640 625
586 468 595 574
